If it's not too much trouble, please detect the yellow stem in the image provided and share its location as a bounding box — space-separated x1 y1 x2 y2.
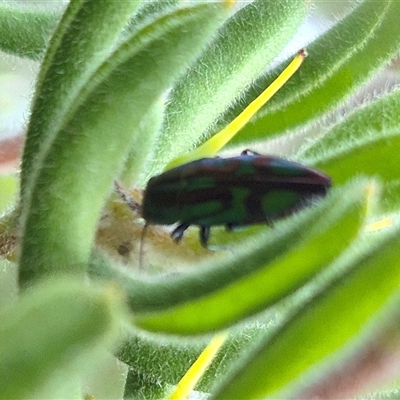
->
166 49 307 170
365 218 392 232
168 332 228 400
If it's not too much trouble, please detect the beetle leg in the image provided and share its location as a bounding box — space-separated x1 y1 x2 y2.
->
226 223 235 231
199 226 210 248
241 149 262 157
264 217 274 228
171 223 190 243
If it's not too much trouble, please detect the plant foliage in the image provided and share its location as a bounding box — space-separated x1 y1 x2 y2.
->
1 0 400 398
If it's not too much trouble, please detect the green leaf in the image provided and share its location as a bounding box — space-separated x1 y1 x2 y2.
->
0 277 125 399
131 180 366 334
118 325 265 396
381 180 400 214
0 1 182 62
21 0 141 199
125 0 181 35
149 0 307 173
211 219 400 399
89 179 368 334
119 334 204 398
0 175 17 213
18 3 230 286
0 4 59 60
228 0 400 146
299 89 400 186
369 389 400 400
120 97 165 187
84 353 128 400
0 259 18 310
288 297 400 398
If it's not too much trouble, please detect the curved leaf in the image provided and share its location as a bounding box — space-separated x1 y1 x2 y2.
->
0 4 59 60
212 217 400 399
131 180 367 334
19 3 230 285
290 296 400 398
149 0 307 172
21 0 141 198
228 0 400 146
89 180 368 334
0 175 17 213
0 277 125 399
300 89 400 185
121 98 165 187
118 324 270 396
381 180 400 214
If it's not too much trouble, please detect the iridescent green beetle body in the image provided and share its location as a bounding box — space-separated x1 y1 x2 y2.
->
141 151 331 246
115 51 321 250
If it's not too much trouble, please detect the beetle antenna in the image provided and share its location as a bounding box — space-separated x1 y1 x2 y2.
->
113 181 146 271
139 222 149 271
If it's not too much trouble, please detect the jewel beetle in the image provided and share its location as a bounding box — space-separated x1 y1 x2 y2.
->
141 150 331 247
113 50 331 253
